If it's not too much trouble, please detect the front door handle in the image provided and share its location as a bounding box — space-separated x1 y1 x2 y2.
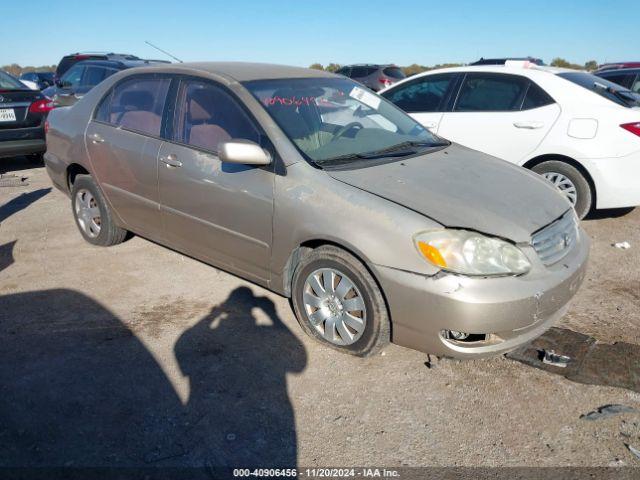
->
89 133 104 144
513 121 544 129
423 121 438 129
160 154 182 168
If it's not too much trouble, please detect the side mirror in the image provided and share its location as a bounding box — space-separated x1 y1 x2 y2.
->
218 140 271 166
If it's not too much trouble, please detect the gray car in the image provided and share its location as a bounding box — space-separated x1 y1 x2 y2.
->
336 64 406 91
44 62 589 358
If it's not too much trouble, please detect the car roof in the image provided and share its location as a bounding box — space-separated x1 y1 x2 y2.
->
407 64 574 78
597 67 640 75
342 64 396 68
138 61 338 82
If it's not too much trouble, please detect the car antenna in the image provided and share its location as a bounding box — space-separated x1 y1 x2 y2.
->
144 41 183 63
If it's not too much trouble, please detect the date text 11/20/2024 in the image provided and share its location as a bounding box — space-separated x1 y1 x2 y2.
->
233 468 401 478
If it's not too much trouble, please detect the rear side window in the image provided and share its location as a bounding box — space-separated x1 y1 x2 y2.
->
455 73 528 112
172 80 260 153
383 67 406 79
521 82 555 110
382 74 455 113
350 66 377 78
95 76 171 137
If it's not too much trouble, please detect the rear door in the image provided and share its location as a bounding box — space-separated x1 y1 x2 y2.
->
85 74 172 239
437 73 560 162
381 73 458 133
157 77 275 283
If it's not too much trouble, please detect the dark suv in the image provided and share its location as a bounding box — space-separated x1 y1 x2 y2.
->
595 68 640 93
44 59 166 108
54 52 144 82
335 64 405 91
0 70 52 161
470 57 545 66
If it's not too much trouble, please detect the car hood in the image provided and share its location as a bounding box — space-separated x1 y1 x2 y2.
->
326 144 570 243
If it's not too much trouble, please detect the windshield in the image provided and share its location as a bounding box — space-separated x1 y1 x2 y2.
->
558 72 640 108
244 77 445 165
0 70 28 90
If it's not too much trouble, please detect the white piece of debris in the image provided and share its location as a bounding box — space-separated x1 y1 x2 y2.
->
626 443 640 461
613 241 631 249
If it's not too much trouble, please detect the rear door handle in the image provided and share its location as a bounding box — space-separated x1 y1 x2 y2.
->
160 154 182 168
89 133 104 144
513 121 544 129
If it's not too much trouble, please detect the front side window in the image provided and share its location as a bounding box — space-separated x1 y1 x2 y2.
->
173 80 260 153
81 67 116 88
244 77 445 166
95 75 170 137
455 73 528 112
382 74 455 112
60 65 85 89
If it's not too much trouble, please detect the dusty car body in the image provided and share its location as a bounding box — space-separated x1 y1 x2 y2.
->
44 62 589 358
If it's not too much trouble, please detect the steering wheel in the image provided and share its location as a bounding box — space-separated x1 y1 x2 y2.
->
333 122 364 140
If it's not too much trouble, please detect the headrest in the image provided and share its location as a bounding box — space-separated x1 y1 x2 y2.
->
119 90 154 111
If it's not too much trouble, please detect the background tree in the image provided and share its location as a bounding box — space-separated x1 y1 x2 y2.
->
309 63 324 71
584 60 598 71
325 63 341 73
550 58 583 70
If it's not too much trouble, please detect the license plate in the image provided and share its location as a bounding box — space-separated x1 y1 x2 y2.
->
0 108 16 122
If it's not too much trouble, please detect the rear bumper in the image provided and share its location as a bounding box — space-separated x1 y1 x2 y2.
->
582 151 640 209
371 228 590 359
43 151 69 194
0 139 46 158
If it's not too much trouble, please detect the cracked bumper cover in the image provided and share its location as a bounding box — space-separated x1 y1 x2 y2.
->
370 227 590 359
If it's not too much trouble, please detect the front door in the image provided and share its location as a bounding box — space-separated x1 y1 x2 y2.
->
437 73 560 163
85 74 172 239
158 78 274 283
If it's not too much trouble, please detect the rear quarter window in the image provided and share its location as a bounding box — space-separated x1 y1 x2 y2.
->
521 82 555 110
383 67 406 79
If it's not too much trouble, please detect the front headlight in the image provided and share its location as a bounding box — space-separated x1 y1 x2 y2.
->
414 230 531 276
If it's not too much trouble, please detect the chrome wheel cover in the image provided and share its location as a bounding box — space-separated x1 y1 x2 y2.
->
75 189 102 238
302 268 366 346
542 172 578 206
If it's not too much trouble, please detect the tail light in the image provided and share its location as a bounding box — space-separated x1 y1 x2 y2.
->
378 77 392 87
29 98 54 114
621 122 640 137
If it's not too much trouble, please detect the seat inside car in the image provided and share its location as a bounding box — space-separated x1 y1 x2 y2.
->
185 88 232 152
116 90 162 136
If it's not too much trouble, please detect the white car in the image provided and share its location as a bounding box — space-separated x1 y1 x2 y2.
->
380 62 640 218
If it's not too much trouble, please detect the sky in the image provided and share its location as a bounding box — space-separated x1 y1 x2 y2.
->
2 0 638 68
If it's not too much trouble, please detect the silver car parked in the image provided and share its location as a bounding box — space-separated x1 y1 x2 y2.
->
44 62 589 358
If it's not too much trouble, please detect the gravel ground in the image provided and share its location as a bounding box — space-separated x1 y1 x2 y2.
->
1 158 639 469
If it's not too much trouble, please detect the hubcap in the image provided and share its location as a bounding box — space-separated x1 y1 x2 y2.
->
541 172 578 206
74 189 101 238
302 268 366 346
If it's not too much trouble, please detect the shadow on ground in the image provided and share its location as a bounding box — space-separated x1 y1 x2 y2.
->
0 287 306 476
0 187 51 224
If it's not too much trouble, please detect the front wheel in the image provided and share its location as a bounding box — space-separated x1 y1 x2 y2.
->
532 160 593 219
291 245 390 356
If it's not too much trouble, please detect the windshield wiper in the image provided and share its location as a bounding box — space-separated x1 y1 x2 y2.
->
320 140 448 164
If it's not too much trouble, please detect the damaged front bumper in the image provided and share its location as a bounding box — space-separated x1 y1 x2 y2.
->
371 227 590 359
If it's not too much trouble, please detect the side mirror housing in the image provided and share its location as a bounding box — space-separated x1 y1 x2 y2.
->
218 140 271 166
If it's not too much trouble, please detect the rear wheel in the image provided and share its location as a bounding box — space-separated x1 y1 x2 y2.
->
71 175 127 246
532 160 592 219
291 245 389 356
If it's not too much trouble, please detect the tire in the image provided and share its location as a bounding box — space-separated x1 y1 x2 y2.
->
291 245 390 356
71 175 127 246
532 160 593 219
